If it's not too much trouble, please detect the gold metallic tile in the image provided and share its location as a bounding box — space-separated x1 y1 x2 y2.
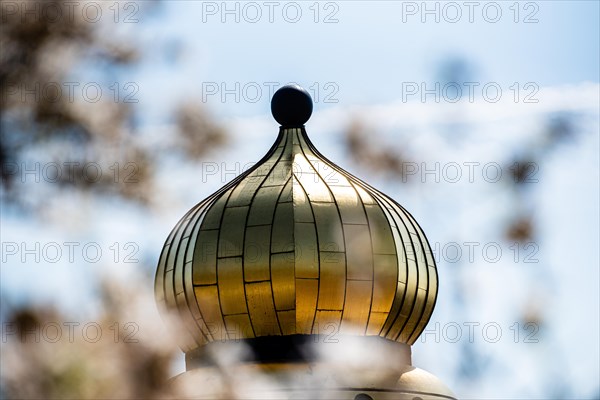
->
292 178 314 223
344 224 373 280
228 177 264 207
340 280 372 335
247 185 283 226
217 257 247 315
277 132 288 148
193 229 218 285
180 219 195 241
371 254 398 312
218 206 249 258
194 285 227 341
382 281 408 338
244 225 271 282
407 259 418 294
264 161 292 187
293 154 332 203
389 217 402 243
393 216 418 252
201 191 231 230
382 204 399 228
295 278 318 334
185 220 202 263
166 207 196 245
164 228 179 247
292 143 303 156
366 311 388 335
279 178 293 202
224 314 255 340
388 281 415 339
166 238 178 273
321 165 350 187
389 212 411 253
296 136 319 160
408 233 427 266
425 242 436 269
397 288 426 343
313 202 345 252
278 131 294 161
174 272 184 297
164 269 175 305
313 161 345 186
156 243 169 280
365 204 396 255
304 153 322 165
185 265 202 321
298 173 333 203
294 222 319 279
318 252 346 310
390 227 407 284
174 236 189 294
277 310 296 335
352 182 377 205
314 310 342 336
182 206 207 238
263 141 286 163
176 292 205 345
409 287 436 344
293 128 315 154
330 185 367 225
405 233 420 262
403 210 436 268
271 201 294 253
417 257 429 291
425 281 437 314
271 252 295 310
428 266 438 292
183 261 202 328
292 152 316 178
253 160 276 176
245 282 281 336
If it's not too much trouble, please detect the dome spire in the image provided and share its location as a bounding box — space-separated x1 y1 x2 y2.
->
271 84 313 127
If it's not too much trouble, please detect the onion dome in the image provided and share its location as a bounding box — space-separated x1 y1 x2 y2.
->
155 85 438 353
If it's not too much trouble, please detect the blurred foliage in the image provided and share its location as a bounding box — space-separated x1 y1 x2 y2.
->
176 102 227 159
0 0 229 397
0 0 228 209
345 120 415 182
1 278 180 399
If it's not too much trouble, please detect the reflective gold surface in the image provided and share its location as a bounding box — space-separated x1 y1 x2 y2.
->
156 127 438 350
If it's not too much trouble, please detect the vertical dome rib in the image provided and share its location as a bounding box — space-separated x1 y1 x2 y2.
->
292 175 319 334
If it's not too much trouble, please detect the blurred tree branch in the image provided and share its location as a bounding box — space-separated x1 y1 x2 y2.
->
1 0 228 209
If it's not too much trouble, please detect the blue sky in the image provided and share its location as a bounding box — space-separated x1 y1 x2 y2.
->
129 0 600 119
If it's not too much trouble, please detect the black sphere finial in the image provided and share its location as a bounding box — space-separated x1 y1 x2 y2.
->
271 84 313 127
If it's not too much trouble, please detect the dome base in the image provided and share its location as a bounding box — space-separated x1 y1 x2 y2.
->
171 363 455 399
170 336 455 399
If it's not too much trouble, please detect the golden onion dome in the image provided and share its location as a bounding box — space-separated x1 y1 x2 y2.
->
155 85 438 353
